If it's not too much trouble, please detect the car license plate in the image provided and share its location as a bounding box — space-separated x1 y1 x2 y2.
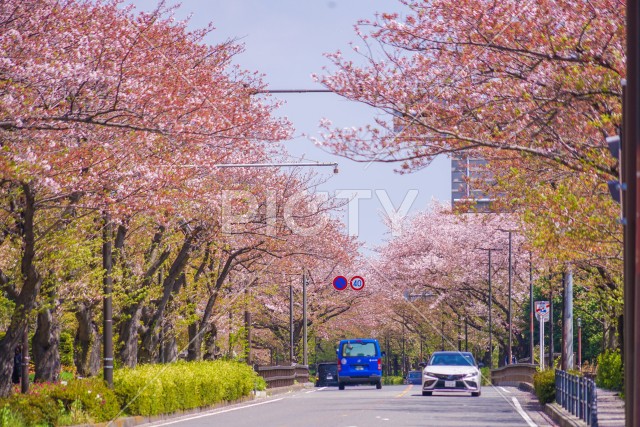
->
326 374 333 379
355 366 364 371
445 380 456 388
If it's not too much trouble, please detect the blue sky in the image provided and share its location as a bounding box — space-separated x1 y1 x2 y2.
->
128 0 451 252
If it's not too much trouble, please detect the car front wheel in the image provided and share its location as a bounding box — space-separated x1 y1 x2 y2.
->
376 381 382 389
339 383 345 390
472 391 481 397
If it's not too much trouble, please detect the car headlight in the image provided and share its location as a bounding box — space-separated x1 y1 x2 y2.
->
424 372 437 378
464 371 479 378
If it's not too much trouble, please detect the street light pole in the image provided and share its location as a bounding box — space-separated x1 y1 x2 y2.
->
479 248 501 369
530 257 535 364
289 284 294 364
508 231 513 365
577 317 582 372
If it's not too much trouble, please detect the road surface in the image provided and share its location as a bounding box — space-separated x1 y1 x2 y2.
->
146 385 556 427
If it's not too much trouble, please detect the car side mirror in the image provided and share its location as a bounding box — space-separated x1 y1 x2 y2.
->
418 362 427 368
381 351 386 357
477 362 484 368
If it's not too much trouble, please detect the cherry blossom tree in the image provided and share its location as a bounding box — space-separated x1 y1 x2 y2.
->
0 0 289 396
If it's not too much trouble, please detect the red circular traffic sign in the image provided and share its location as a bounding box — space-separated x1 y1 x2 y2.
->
333 276 348 291
350 276 365 291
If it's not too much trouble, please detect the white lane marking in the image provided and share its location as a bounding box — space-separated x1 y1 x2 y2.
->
150 398 284 426
499 386 511 393
306 387 327 393
511 397 537 427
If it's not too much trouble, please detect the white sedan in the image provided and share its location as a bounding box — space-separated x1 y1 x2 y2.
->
422 351 482 396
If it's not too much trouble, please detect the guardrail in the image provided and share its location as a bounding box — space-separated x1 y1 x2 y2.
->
256 365 309 388
555 369 598 426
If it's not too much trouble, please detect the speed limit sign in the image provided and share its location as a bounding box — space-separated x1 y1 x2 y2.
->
350 276 365 291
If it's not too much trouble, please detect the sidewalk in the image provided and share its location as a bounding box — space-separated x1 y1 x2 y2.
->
596 388 625 427
544 387 625 427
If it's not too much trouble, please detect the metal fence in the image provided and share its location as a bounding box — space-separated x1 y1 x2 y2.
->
555 369 598 427
256 365 309 388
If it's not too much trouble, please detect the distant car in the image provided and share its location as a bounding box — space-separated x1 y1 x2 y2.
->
405 370 422 385
315 362 339 387
421 351 481 397
337 338 383 390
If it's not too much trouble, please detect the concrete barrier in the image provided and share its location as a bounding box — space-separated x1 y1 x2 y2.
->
490 364 537 387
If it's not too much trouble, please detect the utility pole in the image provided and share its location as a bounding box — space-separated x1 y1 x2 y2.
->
302 270 308 366
289 284 294 364
21 326 29 394
244 289 252 365
562 267 574 370
102 212 114 388
623 0 640 419
465 318 468 352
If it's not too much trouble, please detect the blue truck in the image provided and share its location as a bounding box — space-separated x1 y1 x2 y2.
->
336 338 383 390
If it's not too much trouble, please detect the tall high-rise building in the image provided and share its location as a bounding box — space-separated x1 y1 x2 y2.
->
451 154 493 211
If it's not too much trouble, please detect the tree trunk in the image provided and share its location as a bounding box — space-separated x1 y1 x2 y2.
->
203 324 218 360
33 306 61 383
162 324 178 363
74 303 101 377
0 184 41 397
187 323 203 361
118 305 142 368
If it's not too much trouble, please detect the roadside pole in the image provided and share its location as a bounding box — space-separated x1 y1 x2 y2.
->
535 301 550 370
540 315 545 371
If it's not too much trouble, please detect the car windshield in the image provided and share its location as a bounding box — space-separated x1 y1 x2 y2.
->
408 372 421 378
428 353 475 366
341 342 376 357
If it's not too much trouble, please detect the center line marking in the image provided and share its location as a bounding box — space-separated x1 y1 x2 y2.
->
395 384 413 398
499 387 511 393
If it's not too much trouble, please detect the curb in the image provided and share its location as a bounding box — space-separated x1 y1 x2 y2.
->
73 395 257 427
266 382 314 397
543 403 587 427
76 383 314 427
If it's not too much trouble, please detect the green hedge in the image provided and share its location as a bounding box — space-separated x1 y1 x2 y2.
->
382 376 404 385
114 360 262 416
0 378 118 426
533 369 556 404
596 349 623 391
480 367 491 386
0 360 263 425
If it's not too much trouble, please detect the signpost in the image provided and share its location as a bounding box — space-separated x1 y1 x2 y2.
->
535 301 550 370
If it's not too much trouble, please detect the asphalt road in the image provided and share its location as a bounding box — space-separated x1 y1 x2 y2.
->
147 385 556 427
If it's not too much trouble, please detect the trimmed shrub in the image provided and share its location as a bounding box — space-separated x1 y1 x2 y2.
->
596 349 623 391
533 369 556 404
48 378 120 422
0 404 27 427
382 376 404 385
0 392 58 426
113 360 260 416
480 367 491 386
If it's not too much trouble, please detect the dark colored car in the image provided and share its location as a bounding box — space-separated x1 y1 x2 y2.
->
405 370 422 385
315 362 339 387
337 338 383 390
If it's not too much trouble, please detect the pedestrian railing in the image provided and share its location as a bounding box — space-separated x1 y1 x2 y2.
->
256 365 309 388
555 369 598 427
